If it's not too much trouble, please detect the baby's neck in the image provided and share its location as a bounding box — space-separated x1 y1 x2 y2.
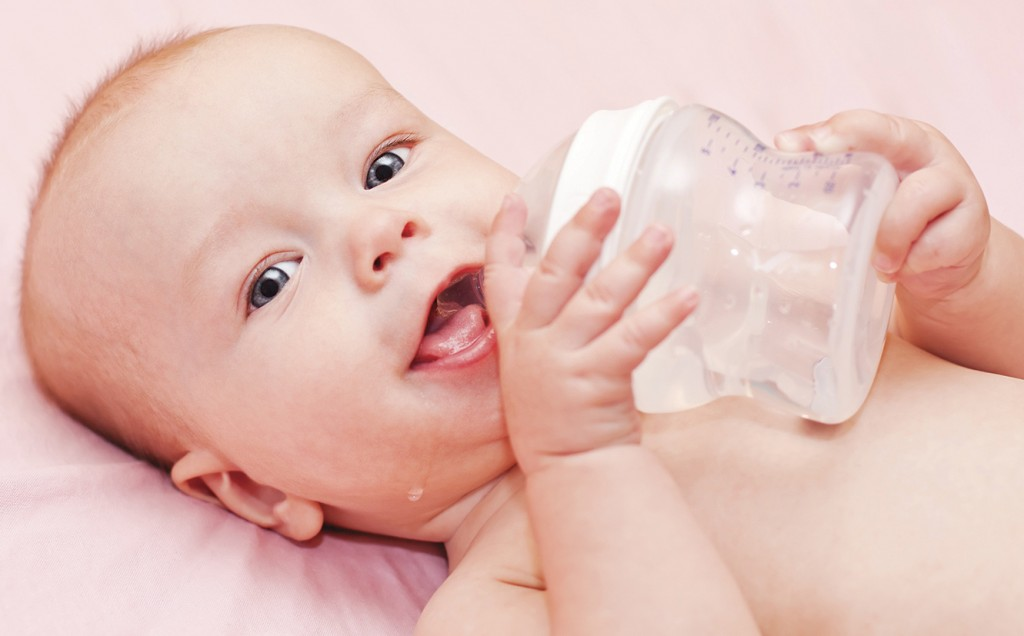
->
443 467 525 569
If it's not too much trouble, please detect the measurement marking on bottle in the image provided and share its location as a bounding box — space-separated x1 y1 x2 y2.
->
697 114 881 203
824 170 838 193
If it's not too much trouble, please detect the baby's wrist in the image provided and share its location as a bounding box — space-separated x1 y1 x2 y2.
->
514 435 645 477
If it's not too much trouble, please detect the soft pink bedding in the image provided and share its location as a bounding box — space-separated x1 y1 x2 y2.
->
3 1 1022 632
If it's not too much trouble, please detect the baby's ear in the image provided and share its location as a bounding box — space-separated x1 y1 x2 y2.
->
171 449 324 541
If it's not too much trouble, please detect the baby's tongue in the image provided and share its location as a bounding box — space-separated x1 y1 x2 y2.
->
415 270 487 364
415 304 488 363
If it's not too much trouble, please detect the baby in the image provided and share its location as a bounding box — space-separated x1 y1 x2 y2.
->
20 25 1024 634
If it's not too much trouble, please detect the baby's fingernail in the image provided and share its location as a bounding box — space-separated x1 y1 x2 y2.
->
774 130 806 151
676 286 700 310
872 252 898 275
592 188 617 207
643 224 672 247
808 125 848 153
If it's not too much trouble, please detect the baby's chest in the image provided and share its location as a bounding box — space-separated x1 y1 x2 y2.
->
645 407 1024 632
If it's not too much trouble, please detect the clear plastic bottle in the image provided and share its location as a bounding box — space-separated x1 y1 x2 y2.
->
518 98 898 422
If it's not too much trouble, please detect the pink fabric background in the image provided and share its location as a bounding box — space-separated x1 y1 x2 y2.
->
2 1 1022 633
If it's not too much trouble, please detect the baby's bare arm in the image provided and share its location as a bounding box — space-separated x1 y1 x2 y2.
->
470 190 757 634
778 111 1024 379
893 217 1024 379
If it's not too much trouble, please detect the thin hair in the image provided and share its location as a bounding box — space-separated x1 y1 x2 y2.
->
29 27 227 220
21 27 229 469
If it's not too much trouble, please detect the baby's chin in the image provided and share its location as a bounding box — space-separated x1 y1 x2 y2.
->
319 459 510 542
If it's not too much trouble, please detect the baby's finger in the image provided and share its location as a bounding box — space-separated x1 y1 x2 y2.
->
872 165 966 277
776 110 938 176
554 223 675 347
897 192 989 296
590 286 699 375
484 194 530 328
516 188 620 330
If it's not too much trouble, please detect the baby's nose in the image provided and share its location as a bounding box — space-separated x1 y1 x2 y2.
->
351 211 423 291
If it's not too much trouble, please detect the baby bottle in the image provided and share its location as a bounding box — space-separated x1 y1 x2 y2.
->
517 98 898 423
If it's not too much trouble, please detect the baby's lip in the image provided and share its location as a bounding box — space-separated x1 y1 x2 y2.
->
412 267 491 369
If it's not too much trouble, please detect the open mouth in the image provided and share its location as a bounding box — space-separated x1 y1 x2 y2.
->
413 269 492 367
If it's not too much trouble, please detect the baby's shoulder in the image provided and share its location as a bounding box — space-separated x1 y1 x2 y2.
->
419 486 545 634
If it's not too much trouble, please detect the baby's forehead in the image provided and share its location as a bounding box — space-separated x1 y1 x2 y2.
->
132 32 396 145
64 26 385 166
72 29 392 175
172 25 387 94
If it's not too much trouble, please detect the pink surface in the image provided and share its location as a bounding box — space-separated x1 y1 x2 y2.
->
2 1 1022 633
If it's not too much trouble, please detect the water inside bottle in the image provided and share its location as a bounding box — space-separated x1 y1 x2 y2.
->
626 104 895 421
633 196 850 418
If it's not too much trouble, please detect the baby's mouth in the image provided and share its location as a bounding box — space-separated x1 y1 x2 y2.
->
413 269 491 366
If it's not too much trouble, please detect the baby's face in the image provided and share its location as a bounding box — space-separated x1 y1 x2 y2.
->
78 27 518 536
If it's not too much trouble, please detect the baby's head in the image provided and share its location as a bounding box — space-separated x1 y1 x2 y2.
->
21 25 518 541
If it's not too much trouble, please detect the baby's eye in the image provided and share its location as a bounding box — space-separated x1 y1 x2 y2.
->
249 259 300 311
365 147 410 189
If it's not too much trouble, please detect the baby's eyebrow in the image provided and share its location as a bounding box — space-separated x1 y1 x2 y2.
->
324 84 402 137
183 205 250 306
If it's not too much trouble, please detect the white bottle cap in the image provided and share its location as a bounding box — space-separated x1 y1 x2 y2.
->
542 97 679 251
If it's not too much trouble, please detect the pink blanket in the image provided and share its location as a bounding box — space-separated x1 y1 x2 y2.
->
3 1 1021 632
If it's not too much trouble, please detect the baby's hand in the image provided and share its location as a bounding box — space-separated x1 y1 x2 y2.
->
484 189 697 474
776 110 990 303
